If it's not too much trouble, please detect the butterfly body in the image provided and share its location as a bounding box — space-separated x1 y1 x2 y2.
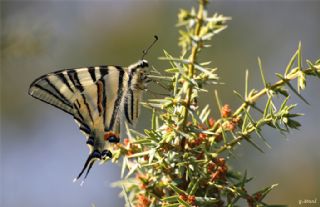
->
29 60 150 181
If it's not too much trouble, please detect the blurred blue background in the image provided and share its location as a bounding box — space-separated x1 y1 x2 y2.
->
1 1 319 207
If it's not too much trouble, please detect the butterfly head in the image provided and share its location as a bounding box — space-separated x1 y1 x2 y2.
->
129 59 149 69
138 59 149 68
128 60 151 90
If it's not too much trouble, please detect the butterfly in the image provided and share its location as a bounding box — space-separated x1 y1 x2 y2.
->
28 36 158 183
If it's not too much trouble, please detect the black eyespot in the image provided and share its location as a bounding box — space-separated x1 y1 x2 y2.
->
108 136 120 143
92 150 101 158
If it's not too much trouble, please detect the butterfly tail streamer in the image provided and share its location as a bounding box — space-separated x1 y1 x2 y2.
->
84 160 96 180
73 153 96 183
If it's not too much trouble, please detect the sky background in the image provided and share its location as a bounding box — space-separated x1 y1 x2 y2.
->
1 1 320 207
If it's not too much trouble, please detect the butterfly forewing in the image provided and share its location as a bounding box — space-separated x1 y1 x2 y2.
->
30 66 130 132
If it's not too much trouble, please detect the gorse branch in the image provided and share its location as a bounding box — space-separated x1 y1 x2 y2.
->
216 51 320 154
181 0 206 129
111 1 320 207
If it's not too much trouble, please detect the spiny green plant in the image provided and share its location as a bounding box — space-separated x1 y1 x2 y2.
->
112 1 320 206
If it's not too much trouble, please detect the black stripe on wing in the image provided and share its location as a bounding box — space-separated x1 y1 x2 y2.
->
124 96 132 125
88 67 96 82
29 85 74 116
124 71 134 124
107 67 124 131
56 72 74 93
71 70 94 123
29 66 111 117
74 100 86 123
44 78 72 107
100 66 109 127
29 75 74 115
29 65 127 139
130 89 135 121
68 70 84 92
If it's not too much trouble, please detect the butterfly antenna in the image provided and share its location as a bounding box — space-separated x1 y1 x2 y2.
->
141 35 158 60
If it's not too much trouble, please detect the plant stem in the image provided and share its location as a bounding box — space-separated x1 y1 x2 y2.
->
181 0 207 129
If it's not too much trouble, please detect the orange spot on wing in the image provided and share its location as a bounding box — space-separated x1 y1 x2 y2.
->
104 132 119 141
97 80 104 116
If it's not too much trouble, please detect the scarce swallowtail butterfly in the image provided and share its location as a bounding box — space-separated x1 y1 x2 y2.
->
28 36 158 183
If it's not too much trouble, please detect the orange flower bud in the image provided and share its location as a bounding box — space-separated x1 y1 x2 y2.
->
254 192 262 201
123 138 130 146
139 183 147 190
127 150 133 156
199 133 207 140
179 194 188 201
143 154 149 161
208 117 215 127
211 171 220 181
226 121 236 131
221 104 232 118
187 195 196 205
216 157 225 166
136 194 150 207
207 162 217 173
